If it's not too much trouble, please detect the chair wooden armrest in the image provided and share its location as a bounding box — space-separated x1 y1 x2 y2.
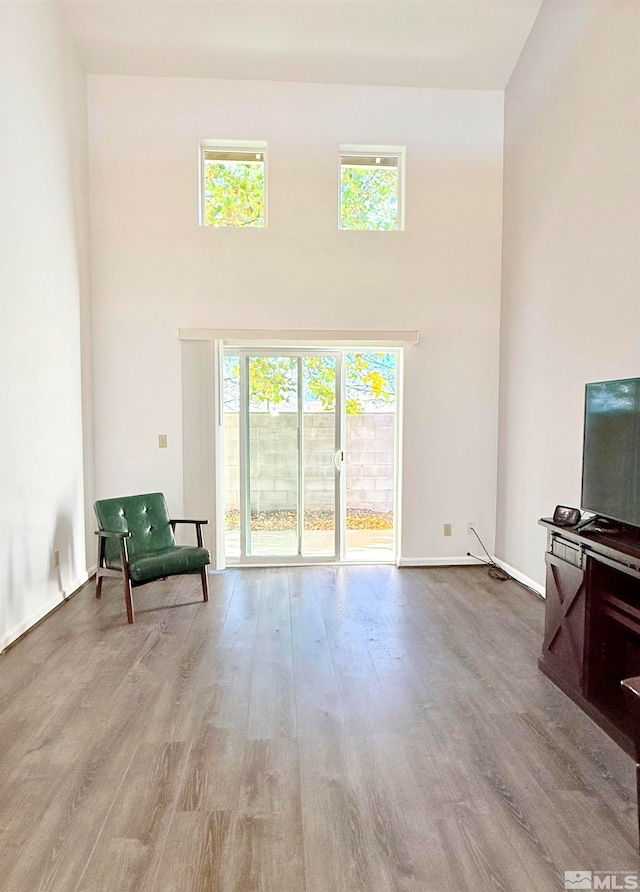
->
170 519 209 525
95 530 132 539
169 519 208 547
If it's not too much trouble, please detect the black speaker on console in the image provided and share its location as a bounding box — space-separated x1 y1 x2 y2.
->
553 505 581 527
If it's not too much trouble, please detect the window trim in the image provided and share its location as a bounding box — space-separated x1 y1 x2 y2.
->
198 139 268 228
338 144 406 232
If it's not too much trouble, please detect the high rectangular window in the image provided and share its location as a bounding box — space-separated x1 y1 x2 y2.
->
199 141 266 227
339 145 405 231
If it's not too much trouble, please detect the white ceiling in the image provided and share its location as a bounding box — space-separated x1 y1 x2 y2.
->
61 0 544 90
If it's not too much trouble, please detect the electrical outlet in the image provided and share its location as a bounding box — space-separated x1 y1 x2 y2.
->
467 522 476 535
158 434 168 448
443 523 452 537
53 549 60 568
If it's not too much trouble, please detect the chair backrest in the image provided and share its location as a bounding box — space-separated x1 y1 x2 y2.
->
94 493 175 563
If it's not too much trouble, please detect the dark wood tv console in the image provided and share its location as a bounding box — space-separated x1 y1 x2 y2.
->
539 518 640 758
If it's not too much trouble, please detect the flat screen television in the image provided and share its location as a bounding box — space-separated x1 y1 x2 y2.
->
582 376 640 528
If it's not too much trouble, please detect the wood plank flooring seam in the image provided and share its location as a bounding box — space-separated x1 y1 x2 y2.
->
241 571 264 742
215 568 241 638
71 742 143 892
286 570 301 742
140 740 196 892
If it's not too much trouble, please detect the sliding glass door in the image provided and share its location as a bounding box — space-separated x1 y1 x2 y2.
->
224 350 342 562
223 347 399 564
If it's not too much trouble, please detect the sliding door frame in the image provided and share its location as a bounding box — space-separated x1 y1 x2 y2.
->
181 331 412 570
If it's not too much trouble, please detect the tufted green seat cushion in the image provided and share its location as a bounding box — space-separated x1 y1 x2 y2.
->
128 545 210 583
94 493 210 582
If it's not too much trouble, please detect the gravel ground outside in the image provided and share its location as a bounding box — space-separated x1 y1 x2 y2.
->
225 508 393 531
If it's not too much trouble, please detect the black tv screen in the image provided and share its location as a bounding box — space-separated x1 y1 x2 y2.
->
582 377 640 527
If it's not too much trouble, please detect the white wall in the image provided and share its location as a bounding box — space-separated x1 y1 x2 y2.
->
0 3 92 648
497 0 640 585
88 76 504 562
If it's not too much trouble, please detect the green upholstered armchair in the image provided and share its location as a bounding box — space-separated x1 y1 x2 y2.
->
94 492 210 623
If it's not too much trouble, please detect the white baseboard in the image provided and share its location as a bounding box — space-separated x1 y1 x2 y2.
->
397 556 482 568
491 557 545 598
396 555 546 599
1 571 92 652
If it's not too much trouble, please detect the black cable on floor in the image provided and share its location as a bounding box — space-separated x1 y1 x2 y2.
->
467 526 542 597
467 527 509 580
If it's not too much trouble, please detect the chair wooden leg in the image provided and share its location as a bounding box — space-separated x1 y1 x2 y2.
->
124 575 134 623
96 536 106 598
201 567 209 602
117 538 135 623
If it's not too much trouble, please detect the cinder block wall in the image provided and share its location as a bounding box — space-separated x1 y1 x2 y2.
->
224 413 395 513
344 413 395 511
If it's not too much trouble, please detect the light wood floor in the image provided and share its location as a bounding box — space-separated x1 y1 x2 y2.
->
1 565 638 891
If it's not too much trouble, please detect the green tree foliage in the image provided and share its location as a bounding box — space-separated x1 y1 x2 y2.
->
344 352 394 414
340 166 398 231
204 160 265 227
224 354 395 414
249 357 297 410
304 357 336 410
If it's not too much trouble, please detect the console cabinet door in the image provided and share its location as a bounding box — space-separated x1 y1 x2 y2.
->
542 552 586 691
